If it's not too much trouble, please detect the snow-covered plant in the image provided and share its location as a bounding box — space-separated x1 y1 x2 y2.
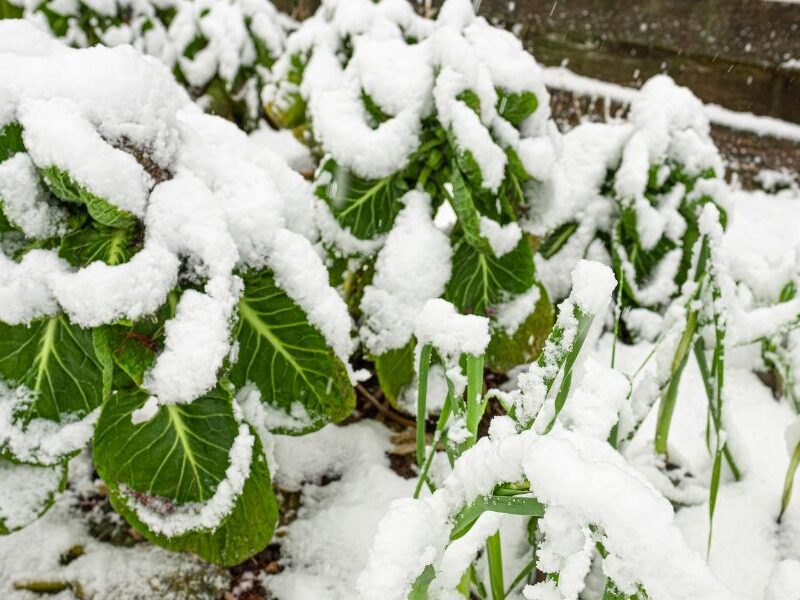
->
0 22 355 565
5 0 292 129
535 76 727 317
265 0 558 401
359 260 735 600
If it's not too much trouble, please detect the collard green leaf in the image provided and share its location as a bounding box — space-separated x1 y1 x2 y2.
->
446 235 535 314
94 387 278 566
449 160 493 254
374 340 415 407
0 315 111 424
315 158 408 240
502 147 533 217
0 458 66 535
0 205 15 233
230 270 355 434
40 166 136 228
362 91 391 126
496 89 538 126
107 309 171 389
59 222 141 267
486 284 554 372
265 53 308 129
0 122 24 162
457 90 481 116
0 0 23 18
539 221 578 260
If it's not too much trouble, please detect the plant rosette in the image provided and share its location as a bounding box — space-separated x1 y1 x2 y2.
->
0 21 355 565
265 0 560 405
3 0 293 130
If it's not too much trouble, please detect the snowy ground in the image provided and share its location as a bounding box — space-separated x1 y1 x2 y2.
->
1 184 799 599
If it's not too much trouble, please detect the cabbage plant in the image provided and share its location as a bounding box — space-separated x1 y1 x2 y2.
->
0 22 354 566
4 0 292 129
265 0 558 404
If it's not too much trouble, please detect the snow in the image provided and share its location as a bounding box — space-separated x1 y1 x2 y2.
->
494 284 541 335
479 216 522 257
360 192 453 355
2 4 800 599
360 427 731 600
268 0 550 189
414 298 491 360
266 422 414 598
0 452 230 599
0 382 99 466
542 65 800 143
0 460 63 532
19 97 152 218
0 153 67 239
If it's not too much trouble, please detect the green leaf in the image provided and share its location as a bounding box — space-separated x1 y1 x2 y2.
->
0 122 24 162
450 495 545 541
446 235 535 314
315 158 408 240
106 299 175 388
0 458 66 535
0 315 111 425
408 564 436 600
496 89 538 126
94 387 278 566
539 222 578 260
0 0 24 18
502 147 533 217
374 339 415 407
362 91 391 126
457 90 482 116
40 166 136 228
0 205 15 233
449 160 493 254
230 270 355 434
486 284 554 372
59 222 141 267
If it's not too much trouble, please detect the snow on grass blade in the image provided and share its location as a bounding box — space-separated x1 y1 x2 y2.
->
513 260 616 430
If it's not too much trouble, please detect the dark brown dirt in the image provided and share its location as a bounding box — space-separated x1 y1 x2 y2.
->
226 544 282 600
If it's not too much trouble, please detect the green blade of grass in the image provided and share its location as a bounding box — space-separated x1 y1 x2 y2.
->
465 353 486 447
416 343 433 467
779 439 800 522
450 495 545 541
486 531 505 600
